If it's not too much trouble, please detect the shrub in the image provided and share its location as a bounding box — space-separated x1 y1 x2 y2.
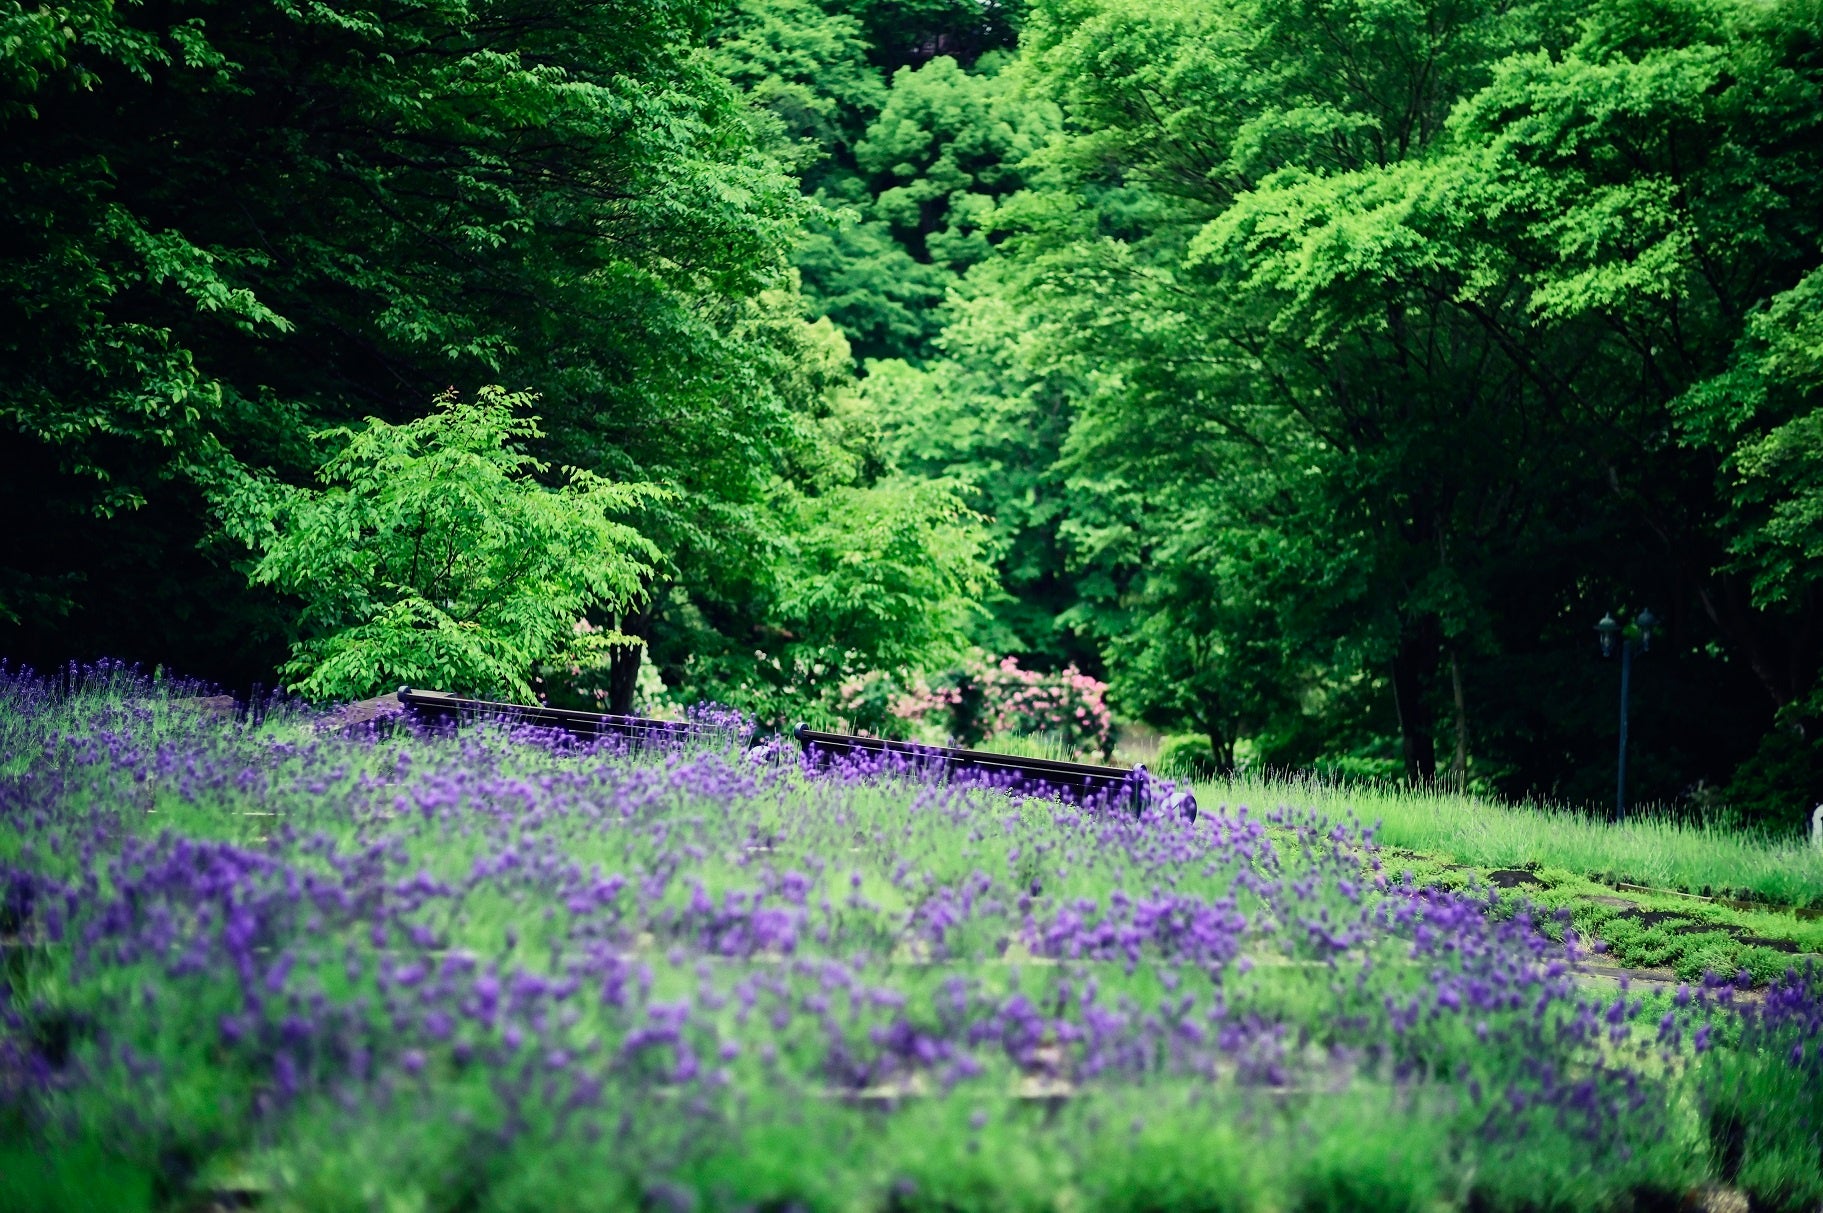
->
219 388 663 701
838 653 1114 759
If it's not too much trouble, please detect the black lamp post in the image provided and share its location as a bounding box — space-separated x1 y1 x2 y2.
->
1595 608 1658 819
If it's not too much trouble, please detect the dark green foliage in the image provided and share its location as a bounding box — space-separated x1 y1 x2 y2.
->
1 0 806 687
794 50 1057 362
1723 727 1823 831
828 0 1024 71
7 0 1823 820
712 0 887 183
955 0 1823 819
797 214 954 362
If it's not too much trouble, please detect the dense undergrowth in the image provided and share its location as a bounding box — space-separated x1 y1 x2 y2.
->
1 666 1819 1212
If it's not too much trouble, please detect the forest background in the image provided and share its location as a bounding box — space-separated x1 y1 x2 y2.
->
3 0 1821 827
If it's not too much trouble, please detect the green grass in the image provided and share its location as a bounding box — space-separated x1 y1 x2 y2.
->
1182 774 1823 981
1196 774 1823 908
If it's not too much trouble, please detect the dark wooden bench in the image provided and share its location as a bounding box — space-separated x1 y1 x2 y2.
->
394 688 1196 819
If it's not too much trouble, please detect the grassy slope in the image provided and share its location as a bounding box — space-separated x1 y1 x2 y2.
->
1202 776 1823 980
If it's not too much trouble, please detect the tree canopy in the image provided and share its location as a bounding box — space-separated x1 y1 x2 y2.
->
5 0 1822 823
2 0 804 679
224 387 663 701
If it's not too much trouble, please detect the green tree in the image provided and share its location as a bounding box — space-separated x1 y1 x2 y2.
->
856 53 1057 273
1103 533 1302 775
1686 268 1823 703
224 388 662 701
775 476 992 673
1434 0 1823 815
786 46 1058 361
1008 0 1577 781
861 267 1094 667
1 0 803 685
614 305 995 725
997 0 1822 808
712 0 886 184
653 474 994 726
1436 0 1823 719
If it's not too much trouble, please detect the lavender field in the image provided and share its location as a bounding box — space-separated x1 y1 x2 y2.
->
2 667 1820 1212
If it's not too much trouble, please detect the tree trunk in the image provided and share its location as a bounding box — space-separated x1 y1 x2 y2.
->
1205 723 1237 778
606 600 657 715
1448 647 1468 793
1391 613 1440 785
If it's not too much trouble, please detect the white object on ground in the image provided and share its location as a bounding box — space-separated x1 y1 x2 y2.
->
1813 803 1823 850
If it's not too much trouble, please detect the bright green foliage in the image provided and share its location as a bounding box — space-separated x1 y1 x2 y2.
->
708 5 1063 674
732 22 1058 362
1673 263 1823 811
707 0 1823 816
712 0 886 178
663 472 993 726
856 54 1058 273
638 306 992 724
1007 0 1566 782
227 389 662 701
1 0 805 680
8 0 1823 822
1698 271 1823 632
1424 0 1823 806
960 0 1823 814
863 272 1090 663
775 476 991 671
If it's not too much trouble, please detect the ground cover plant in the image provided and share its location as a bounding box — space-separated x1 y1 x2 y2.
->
2 666 1821 1212
1179 779 1823 982
1270 780 1823 910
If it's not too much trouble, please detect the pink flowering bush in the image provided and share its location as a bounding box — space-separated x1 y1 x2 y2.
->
832 668 959 742
970 655 1114 759
838 654 1114 759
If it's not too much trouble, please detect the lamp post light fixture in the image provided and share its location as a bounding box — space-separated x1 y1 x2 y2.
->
1595 608 1658 819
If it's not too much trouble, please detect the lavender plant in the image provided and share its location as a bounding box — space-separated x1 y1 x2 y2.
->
1 664 1818 1212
